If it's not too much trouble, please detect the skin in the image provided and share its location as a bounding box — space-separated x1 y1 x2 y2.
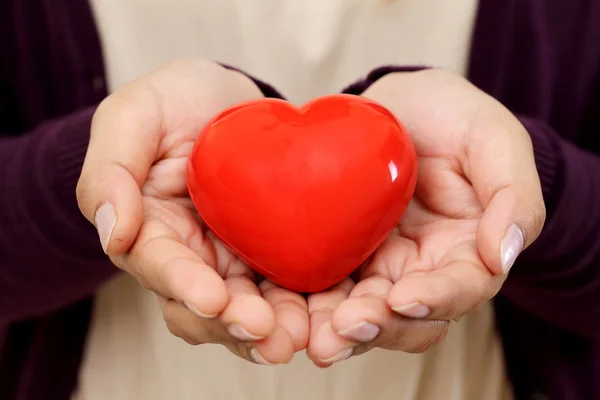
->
77 60 545 367
307 70 546 365
77 59 308 365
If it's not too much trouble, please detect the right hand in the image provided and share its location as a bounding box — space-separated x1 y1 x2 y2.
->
76 59 309 365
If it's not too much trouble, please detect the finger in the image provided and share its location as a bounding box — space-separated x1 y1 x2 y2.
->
332 294 449 355
387 241 505 321
358 234 423 282
209 231 258 280
160 296 252 363
76 60 264 256
120 218 229 317
306 279 354 367
220 276 276 340
77 87 163 256
362 70 545 276
331 276 390 345
247 326 296 365
162 297 229 346
221 277 292 365
469 113 546 275
260 280 309 351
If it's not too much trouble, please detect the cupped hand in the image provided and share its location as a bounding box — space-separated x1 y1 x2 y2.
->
76 59 308 365
307 69 546 366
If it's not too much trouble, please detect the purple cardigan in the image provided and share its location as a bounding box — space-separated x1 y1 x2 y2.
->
1 1 599 399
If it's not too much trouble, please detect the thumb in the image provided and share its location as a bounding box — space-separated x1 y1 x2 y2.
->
76 60 266 256
472 115 546 275
76 89 162 256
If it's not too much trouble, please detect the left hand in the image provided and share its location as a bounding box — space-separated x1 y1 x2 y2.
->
306 69 546 366
77 59 308 365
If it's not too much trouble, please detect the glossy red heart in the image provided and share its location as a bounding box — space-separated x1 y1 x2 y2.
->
187 94 417 292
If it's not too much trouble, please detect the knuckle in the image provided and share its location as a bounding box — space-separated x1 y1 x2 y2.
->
520 201 547 244
162 306 180 337
74 177 91 216
162 305 202 346
95 83 162 130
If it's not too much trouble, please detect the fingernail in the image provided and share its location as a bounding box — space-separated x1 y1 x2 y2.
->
318 347 354 364
392 302 431 318
338 321 380 342
183 302 217 319
250 348 272 365
95 203 116 254
227 324 264 341
501 223 524 274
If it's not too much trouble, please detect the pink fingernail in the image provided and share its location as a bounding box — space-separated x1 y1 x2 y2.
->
392 302 431 318
227 324 264 341
338 322 380 342
95 203 116 254
250 348 272 365
318 347 354 364
501 223 524 274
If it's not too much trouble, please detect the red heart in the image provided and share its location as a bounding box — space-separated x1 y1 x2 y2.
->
187 94 417 292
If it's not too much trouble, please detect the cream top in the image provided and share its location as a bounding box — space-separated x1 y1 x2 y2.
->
76 1 512 399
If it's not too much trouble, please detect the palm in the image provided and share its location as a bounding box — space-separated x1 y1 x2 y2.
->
141 148 255 280
80 60 310 364
364 153 485 286
305 68 548 365
306 146 504 365
132 135 309 363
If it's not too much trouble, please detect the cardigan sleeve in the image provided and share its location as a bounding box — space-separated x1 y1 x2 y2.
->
0 106 114 323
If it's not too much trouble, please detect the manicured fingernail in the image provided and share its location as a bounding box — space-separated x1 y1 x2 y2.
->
227 324 264 341
392 302 431 318
183 302 217 318
338 321 380 342
250 348 272 365
319 347 354 364
501 223 524 274
95 202 116 254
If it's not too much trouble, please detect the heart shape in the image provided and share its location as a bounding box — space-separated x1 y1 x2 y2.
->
187 94 417 292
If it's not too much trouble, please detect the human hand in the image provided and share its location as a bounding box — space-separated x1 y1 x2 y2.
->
307 69 546 365
76 59 308 365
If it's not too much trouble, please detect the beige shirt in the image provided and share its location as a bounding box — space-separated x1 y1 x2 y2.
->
78 1 512 399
